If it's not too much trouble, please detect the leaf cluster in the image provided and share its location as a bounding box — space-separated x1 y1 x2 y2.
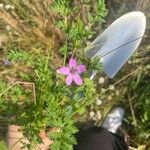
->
0 49 98 150
50 0 107 56
124 72 150 145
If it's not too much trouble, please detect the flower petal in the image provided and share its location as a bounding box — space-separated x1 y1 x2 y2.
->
73 74 83 86
77 64 86 74
66 74 73 86
69 58 77 68
57 67 70 75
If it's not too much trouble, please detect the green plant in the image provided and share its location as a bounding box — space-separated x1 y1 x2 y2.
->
0 141 8 150
0 49 100 150
0 0 107 149
0 0 106 150
50 0 107 64
124 72 150 147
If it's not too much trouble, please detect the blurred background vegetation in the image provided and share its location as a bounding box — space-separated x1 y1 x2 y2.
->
86 0 150 149
0 0 150 150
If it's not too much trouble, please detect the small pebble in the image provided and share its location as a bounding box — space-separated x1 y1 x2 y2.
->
98 77 105 84
96 99 102 106
109 85 115 90
107 95 112 100
0 3 4 8
97 111 102 120
115 90 120 96
128 60 131 64
86 41 91 46
5 4 11 10
6 25 11 31
11 5 15 10
85 25 89 30
89 111 95 118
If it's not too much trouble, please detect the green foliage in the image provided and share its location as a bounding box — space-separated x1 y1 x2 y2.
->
50 0 107 60
0 80 7 111
50 0 72 16
0 0 107 149
82 56 102 72
7 49 34 65
0 141 8 150
88 0 107 23
0 80 7 93
124 72 150 145
0 49 98 150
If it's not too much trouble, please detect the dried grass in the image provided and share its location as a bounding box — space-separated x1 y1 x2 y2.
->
0 0 64 67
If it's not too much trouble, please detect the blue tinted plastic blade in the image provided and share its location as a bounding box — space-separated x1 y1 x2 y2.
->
85 11 146 78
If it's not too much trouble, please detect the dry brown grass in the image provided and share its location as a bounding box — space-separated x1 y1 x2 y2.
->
0 0 64 67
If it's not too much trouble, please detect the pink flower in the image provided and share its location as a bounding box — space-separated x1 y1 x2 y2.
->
57 58 86 86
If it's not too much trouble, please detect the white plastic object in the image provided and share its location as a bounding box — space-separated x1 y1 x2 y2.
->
85 11 146 78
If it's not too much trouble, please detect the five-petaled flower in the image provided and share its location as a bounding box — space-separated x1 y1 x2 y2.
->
57 58 86 86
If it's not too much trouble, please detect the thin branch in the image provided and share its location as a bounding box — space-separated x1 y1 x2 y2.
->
101 69 139 95
16 81 36 103
136 49 150 55
128 94 137 127
131 64 150 77
0 81 19 97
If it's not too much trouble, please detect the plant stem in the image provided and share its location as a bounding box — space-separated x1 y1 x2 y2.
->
63 16 68 66
128 95 137 127
72 47 76 58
